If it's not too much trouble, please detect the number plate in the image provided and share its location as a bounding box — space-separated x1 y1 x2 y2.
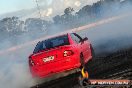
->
43 56 54 62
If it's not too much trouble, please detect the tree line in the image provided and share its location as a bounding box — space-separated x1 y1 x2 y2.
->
0 0 131 40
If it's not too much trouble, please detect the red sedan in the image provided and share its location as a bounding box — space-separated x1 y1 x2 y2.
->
29 33 94 78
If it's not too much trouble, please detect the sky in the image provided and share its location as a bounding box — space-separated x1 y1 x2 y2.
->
0 0 35 15
0 0 100 15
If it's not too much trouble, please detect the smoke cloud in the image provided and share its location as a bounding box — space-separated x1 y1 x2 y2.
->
77 2 132 56
37 0 101 18
0 46 36 88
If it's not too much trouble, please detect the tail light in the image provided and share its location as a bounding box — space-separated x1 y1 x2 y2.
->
29 58 35 66
63 50 74 57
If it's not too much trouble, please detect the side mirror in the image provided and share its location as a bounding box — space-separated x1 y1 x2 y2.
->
81 37 88 42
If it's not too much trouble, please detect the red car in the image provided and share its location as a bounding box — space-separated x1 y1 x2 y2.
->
29 33 94 78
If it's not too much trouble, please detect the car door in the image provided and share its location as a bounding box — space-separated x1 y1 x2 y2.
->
71 33 90 61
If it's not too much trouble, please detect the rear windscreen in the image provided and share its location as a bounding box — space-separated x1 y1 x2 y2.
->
33 35 69 53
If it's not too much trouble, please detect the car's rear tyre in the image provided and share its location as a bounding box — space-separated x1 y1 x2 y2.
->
80 54 85 67
85 45 95 75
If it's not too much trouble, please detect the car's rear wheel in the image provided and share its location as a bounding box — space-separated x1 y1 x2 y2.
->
80 54 85 67
85 45 95 74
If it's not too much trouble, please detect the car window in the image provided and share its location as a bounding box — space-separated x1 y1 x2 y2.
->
74 33 83 40
70 33 82 43
33 35 69 53
33 42 44 53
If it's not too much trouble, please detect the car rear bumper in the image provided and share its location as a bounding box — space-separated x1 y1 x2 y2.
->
31 62 80 77
31 67 81 85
